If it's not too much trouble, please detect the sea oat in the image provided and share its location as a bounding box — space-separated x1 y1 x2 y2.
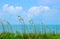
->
6 21 13 33
0 21 5 32
29 19 37 34
18 16 26 34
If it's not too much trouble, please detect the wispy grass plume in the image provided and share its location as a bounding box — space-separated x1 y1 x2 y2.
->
0 21 5 33
6 21 13 33
18 16 26 34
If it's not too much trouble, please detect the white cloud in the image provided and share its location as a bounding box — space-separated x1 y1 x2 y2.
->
8 6 15 13
2 4 23 13
3 4 8 11
2 4 55 20
15 6 23 12
2 4 50 18
0 12 3 18
26 6 50 19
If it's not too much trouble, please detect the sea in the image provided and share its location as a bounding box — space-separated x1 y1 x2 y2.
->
0 24 60 34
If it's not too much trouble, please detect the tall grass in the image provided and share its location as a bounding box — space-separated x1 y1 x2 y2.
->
18 16 26 34
6 21 13 33
0 21 5 33
18 16 27 39
29 19 34 33
29 19 37 34
0 16 60 39
39 21 44 34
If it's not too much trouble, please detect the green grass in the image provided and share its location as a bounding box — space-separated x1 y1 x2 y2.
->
0 32 60 39
0 16 60 39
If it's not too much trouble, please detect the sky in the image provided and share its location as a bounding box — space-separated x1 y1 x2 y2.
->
0 0 60 25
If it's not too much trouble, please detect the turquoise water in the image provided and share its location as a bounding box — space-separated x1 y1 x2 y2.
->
0 25 60 33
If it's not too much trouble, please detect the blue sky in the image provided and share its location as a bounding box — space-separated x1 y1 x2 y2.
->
0 0 60 25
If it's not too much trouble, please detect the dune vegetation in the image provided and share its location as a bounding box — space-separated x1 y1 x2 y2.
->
0 16 60 39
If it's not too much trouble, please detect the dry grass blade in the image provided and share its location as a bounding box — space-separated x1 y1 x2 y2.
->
45 25 51 34
29 19 37 34
6 21 13 33
0 21 5 33
29 19 34 26
6 21 11 26
39 21 45 34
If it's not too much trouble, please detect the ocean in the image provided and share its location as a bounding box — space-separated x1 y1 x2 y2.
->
0 24 60 34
